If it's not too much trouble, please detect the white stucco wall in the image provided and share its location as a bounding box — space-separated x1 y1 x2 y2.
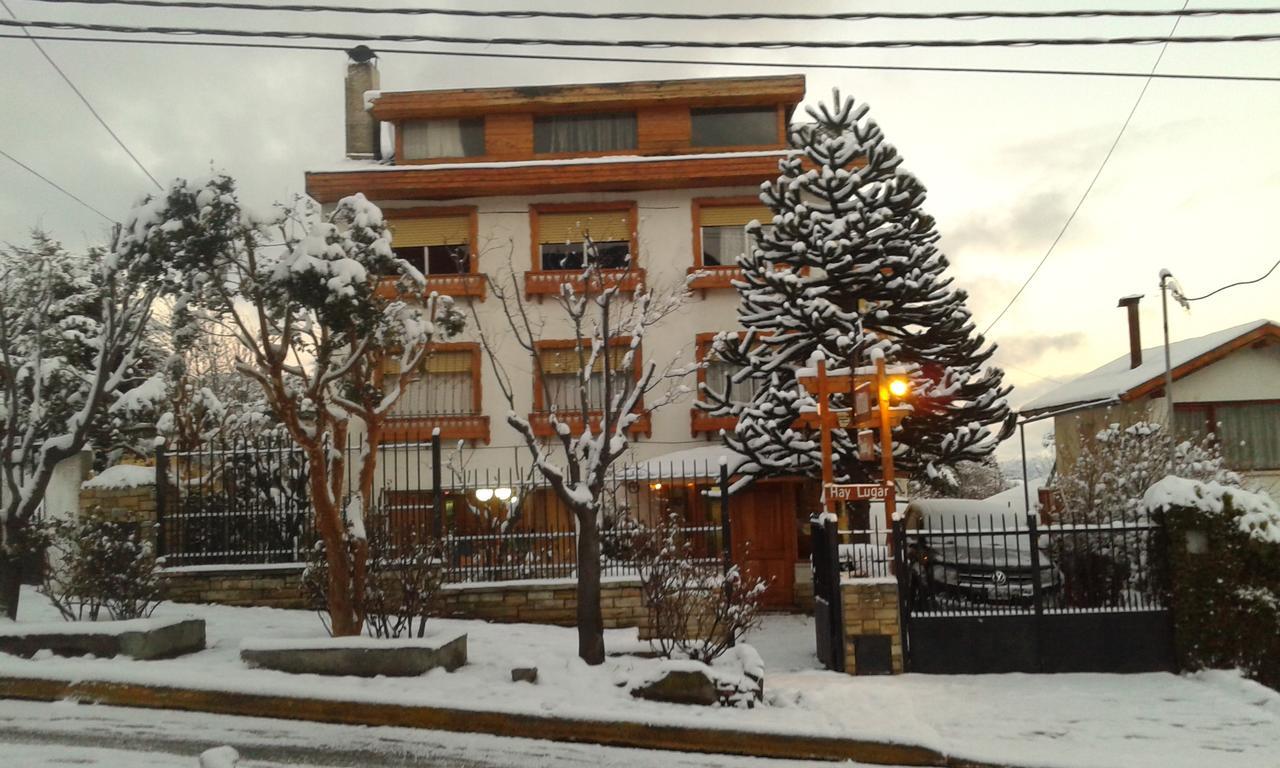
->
365 185 757 479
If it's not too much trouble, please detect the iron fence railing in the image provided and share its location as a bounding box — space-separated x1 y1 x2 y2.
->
156 435 733 585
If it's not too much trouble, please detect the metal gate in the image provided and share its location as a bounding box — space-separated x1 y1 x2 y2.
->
811 517 845 672
893 509 1176 674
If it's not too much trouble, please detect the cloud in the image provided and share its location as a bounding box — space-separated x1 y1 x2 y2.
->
993 331 1086 367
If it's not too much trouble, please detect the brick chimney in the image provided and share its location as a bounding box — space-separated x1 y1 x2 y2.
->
344 46 380 160
1117 294 1143 369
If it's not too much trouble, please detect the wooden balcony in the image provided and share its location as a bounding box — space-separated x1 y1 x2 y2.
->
690 409 738 437
376 273 486 300
384 414 490 444
528 410 652 438
686 265 741 292
524 268 645 298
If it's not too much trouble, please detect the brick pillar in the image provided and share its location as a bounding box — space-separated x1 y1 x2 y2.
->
841 579 904 674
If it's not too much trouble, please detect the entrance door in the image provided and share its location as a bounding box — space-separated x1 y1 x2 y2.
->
732 484 796 608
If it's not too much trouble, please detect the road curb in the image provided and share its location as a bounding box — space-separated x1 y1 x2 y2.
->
0 675 1007 767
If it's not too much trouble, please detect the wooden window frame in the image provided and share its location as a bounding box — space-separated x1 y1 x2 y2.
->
1173 398 1280 470
691 331 747 437
384 341 489 443
530 337 651 437
397 117 486 162
688 196 769 292
687 104 788 153
382 206 485 300
526 201 644 297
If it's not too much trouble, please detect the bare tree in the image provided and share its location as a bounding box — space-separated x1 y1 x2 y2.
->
471 238 691 664
1 231 172 619
134 175 461 636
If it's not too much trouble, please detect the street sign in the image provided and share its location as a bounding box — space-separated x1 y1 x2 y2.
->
832 406 912 430
857 429 875 461
825 483 891 502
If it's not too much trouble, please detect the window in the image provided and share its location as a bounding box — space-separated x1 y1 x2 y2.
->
533 113 637 154
696 202 773 267
388 346 480 418
698 334 763 403
388 212 473 275
535 208 633 271
538 344 634 412
691 107 778 148
1174 401 1280 470
401 118 484 159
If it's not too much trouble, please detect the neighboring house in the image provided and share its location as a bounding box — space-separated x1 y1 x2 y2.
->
1022 303 1280 497
302 56 815 606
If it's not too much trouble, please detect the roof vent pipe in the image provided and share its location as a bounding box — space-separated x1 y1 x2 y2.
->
1118 294 1144 369
344 46 380 160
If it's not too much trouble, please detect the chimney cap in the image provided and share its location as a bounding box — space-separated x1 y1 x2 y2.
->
1117 294 1144 308
347 45 377 64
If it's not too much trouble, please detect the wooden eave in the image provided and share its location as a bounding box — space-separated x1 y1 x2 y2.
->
368 75 805 121
1122 322 1280 402
305 152 785 203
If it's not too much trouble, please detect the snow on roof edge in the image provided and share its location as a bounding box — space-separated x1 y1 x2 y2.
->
306 149 788 175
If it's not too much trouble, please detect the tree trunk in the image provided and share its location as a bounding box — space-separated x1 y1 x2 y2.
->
575 516 605 665
306 446 360 637
0 548 23 621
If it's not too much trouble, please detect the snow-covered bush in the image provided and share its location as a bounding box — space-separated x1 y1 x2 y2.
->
35 515 164 621
629 514 768 664
908 456 1012 500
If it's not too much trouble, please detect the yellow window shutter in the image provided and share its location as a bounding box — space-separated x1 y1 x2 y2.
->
390 215 470 248
699 204 773 228
425 350 473 375
539 345 631 375
537 210 633 245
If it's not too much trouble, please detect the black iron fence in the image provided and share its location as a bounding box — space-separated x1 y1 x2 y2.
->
156 435 733 585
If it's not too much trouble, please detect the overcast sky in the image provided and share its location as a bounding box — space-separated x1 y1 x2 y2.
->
2 0 1278 464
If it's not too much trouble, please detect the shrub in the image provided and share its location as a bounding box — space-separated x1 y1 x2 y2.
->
36 515 164 621
630 514 768 663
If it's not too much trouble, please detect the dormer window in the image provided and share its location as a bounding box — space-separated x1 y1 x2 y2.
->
402 118 484 159
691 107 779 148
534 112 637 154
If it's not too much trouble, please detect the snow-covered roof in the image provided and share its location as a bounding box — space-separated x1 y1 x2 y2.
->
308 149 787 175
1022 319 1279 416
619 446 751 480
984 481 1044 516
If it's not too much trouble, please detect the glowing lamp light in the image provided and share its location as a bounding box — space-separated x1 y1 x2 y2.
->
888 378 910 398
494 487 513 501
650 482 663 491
474 488 494 502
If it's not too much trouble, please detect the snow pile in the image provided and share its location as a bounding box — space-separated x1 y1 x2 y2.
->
82 464 155 490
238 634 453 652
1143 476 1280 544
198 745 239 768
0 617 184 637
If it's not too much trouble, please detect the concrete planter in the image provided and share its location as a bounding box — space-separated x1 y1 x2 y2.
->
0 618 206 660
240 633 467 677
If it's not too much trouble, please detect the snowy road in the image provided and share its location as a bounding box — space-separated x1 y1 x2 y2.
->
0 699 869 767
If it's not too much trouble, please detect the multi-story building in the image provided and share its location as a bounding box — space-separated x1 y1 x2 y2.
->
304 57 816 606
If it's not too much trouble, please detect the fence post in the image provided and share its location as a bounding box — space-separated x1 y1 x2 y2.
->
892 517 910 672
154 443 168 559
431 430 443 541
1027 512 1045 672
718 459 731 576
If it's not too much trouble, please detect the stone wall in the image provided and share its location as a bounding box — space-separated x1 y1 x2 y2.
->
80 484 158 530
841 578 903 674
165 567 307 610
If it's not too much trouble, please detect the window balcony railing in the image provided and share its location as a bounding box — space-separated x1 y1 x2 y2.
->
524 268 645 298
528 409 652 438
384 413 490 444
686 265 741 292
376 273 486 300
689 409 738 437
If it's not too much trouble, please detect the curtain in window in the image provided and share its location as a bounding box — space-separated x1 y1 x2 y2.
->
705 359 761 402
534 114 637 153
700 227 747 267
539 346 632 411
402 119 466 158
1217 402 1280 470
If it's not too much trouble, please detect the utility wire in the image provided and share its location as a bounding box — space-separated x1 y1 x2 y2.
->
0 1 161 190
0 148 116 224
4 17 1280 49
26 0 1280 23
982 3 1189 336
6 32 1278 85
1177 255 1280 302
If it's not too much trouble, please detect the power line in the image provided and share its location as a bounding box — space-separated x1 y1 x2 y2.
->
26 0 1280 23
982 2 1189 337
1178 255 1280 302
6 31 1278 85
0 1 161 190
4 17 1280 49
0 148 117 224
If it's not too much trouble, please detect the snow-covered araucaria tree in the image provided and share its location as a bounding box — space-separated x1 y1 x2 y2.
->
130 175 461 636
701 92 1012 486
1 231 173 619
473 241 689 664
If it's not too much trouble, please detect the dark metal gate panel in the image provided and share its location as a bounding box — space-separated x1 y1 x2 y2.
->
811 517 845 672
894 509 1176 675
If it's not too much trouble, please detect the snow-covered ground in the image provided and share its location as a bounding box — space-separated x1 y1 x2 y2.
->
2 587 1278 768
